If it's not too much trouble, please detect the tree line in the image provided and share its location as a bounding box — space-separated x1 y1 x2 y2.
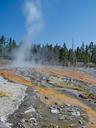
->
0 35 96 66
0 35 16 58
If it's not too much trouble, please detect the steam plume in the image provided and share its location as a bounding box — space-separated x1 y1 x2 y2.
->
24 0 44 41
13 0 44 67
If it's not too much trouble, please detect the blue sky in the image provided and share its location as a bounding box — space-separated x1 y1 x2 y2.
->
0 0 96 47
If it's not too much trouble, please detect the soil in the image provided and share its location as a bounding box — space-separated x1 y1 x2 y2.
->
0 66 96 128
8 87 83 128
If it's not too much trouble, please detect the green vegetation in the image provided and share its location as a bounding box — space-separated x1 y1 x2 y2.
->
0 35 96 66
0 35 16 59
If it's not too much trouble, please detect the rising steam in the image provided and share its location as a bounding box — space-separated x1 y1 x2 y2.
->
24 0 44 41
12 0 44 67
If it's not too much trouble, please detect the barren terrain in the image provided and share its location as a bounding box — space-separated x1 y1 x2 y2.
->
0 65 96 128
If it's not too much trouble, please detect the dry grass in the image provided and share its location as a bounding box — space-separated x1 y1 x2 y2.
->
0 90 11 97
84 91 96 100
62 83 85 92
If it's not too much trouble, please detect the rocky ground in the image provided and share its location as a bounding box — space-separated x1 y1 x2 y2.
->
0 76 27 128
0 67 96 128
8 87 87 128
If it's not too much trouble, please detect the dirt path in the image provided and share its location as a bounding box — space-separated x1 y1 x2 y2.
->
0 70 96 128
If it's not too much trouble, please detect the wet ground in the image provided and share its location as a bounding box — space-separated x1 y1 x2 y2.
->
8 87 87 128
0 67 96 128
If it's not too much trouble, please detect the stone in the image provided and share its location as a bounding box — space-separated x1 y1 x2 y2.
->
71 111 80 117
79 94 87 99
50 107 60 114
59 115 65 120
45 96 48 100
79 120 83 125
24 105 35 114
55 125 59 128
69 123 77 127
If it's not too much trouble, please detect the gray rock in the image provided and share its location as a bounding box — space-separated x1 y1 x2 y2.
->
50 106 60 114
59 115 65 120
71 111 80 117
